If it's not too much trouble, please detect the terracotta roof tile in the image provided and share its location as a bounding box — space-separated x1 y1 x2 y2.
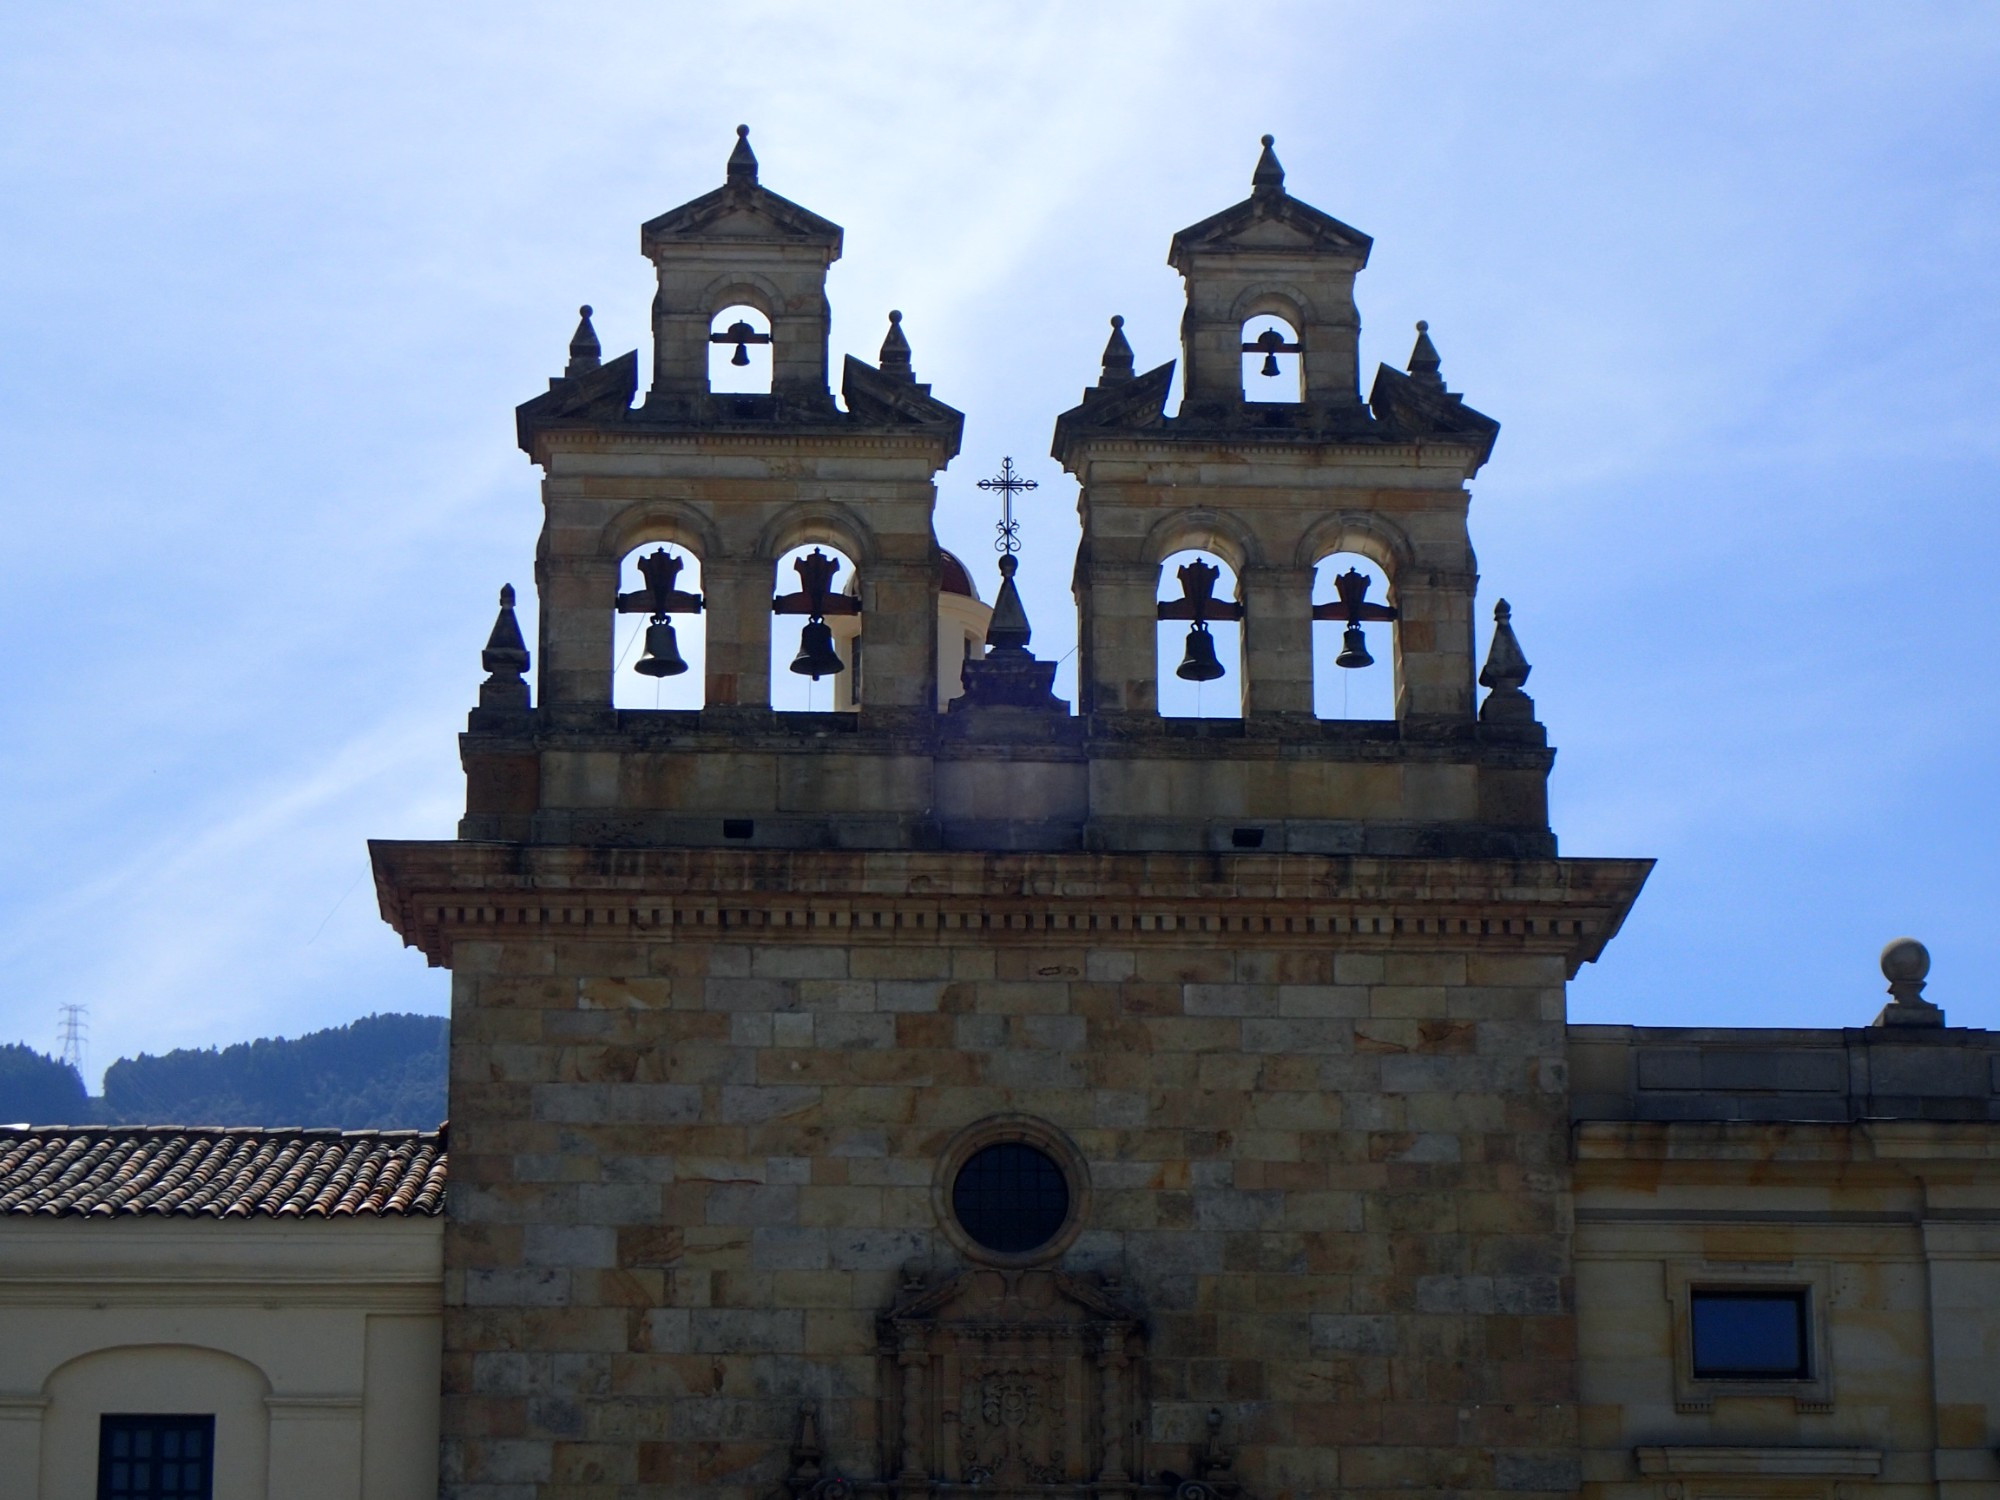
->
0 1126 447 1218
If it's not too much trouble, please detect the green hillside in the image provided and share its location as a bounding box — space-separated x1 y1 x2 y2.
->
0 1014 448 1130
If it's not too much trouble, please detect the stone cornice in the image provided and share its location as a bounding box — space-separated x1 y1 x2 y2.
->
1057 432 1487 477
1576 1119 2000 1161
532 424 959 467
371 841 1650 972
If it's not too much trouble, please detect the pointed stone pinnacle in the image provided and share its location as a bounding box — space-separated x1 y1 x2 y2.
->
1408 320 1444 392
1100 315 1135 384
878 309 913 381
726 123 758 187
1488 600 1528 700
480 584 531 710
985 553 1033 655
1252 133 1285 195
565 305 601 378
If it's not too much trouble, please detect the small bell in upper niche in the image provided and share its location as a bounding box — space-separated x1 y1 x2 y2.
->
789 618 844 680
709 317 770 369
1244 325 1298 379
1177 622 1226 682
634 618 688 677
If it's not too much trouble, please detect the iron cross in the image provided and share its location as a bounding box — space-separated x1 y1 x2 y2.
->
977 457 1038 554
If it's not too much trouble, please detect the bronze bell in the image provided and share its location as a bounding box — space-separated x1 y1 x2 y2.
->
790 618 844 680
1334 624 1373 670
1260 350 1281 378
634 618 688 677
1177 622 1225 682
724 320 755 366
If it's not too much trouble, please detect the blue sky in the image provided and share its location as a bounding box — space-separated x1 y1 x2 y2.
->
2 3 1997 1082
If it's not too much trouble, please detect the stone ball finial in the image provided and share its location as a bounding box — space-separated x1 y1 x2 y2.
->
1416 319 1428 333
737 124 749 138
578 304 592 319
1110 314 1124 329
1261 133 1274 146
888 309 901 324
1881 937 1930 984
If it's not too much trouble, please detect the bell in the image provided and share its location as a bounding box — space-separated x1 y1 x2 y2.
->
789 618 845 680
730 340 750 367
1334 624 1374 670
1260 351 1281 378
1176 623 1225 682
634 618 688 677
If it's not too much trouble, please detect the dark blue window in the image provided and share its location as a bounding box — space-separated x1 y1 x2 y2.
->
1690 1290 1810 1379
952 1142 1069 1254
98 1414 215 1500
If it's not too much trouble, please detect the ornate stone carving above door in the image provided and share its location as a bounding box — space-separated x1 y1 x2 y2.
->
874 1266 1146 1500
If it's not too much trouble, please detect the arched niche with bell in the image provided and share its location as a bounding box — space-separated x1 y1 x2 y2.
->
609 542 707 710
1154 549 1246 719
769 542 861 713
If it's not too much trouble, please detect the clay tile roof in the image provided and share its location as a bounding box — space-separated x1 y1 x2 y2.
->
0 1126 447 1219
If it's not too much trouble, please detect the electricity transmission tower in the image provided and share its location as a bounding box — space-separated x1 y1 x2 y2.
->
56 1003 88 1075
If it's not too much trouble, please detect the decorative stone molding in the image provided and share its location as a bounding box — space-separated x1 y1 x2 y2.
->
875 1268 1148 1498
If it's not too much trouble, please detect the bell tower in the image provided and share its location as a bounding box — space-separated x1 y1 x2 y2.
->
640 125 843 410
508 126 963 740
376 130 1650 1500
1171 134 1372 413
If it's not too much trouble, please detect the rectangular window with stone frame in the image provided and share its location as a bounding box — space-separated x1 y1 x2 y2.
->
1666 1262 1833 1412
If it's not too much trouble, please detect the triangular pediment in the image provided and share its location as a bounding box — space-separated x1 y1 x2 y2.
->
515 350 638 454
1169 191 1372 267
642 182 843 254
840 356 965 455
1367 362 1499 467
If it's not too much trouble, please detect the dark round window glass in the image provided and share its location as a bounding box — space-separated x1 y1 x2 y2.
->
951 1142 1070 1254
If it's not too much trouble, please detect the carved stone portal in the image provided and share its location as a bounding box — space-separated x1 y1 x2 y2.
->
874 1268 1147 1500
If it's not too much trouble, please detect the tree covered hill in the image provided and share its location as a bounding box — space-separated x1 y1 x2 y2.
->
0 1013 448 1130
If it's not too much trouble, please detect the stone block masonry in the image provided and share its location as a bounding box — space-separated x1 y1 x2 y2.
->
380 842 1647 1500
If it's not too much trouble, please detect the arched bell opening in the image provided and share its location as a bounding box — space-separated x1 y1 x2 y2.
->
770 543 861 713
613 544 707 710
1311 551 1396 720
1240 315 1302 403
1155 549 1245 719
708 303 773 394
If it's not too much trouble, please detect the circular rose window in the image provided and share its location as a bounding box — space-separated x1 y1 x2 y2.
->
950 1141 1071 1255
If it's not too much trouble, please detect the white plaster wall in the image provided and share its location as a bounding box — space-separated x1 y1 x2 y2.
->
0 1218 442 1500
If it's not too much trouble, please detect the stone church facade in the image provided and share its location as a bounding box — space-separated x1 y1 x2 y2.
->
352 130 2000 1500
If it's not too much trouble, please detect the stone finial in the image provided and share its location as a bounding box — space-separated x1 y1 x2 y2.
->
726 123 758 187
951 553 1068 713
1195 1407 1233 1480
985 554 1032 655
878 309 913 382
565 305 601 378
1477 599 1535 724
1408 319 1444 392
479 584 531 710
1251 133 1285 195
1099 315 1135 384
1874 937 1944 1027
790 1400 823 1481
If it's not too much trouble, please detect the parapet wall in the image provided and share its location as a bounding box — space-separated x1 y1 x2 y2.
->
1569 1023 2000 1123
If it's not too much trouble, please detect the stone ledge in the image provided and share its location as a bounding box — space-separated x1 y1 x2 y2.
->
1634 1446 1882 1477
